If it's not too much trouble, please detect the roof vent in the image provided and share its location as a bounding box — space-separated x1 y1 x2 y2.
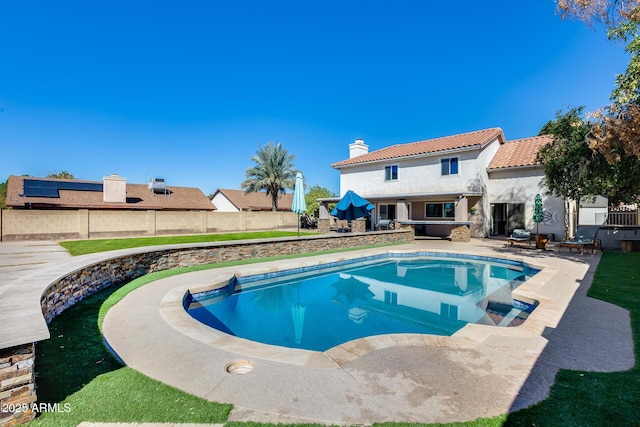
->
149 178 167 194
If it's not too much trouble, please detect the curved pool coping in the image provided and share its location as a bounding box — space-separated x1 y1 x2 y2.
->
103 239 635 425
158 248 556 368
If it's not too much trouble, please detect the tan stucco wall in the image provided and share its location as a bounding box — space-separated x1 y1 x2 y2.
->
89 210 150 237
0 210 300 241
1 210 83 240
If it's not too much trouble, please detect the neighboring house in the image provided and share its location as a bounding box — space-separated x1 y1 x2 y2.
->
579 195 609 226
329 128 566 240
6 174 215 211
210 189 293 212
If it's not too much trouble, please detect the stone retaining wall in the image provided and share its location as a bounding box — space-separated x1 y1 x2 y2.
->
2 230 413 426
40 230 414 322
0 344 36 427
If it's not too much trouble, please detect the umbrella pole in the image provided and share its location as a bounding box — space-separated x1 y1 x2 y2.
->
297 212 300 237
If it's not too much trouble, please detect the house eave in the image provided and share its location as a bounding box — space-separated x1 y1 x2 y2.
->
332 145 484 170
487 164 544 174
318 191 483 204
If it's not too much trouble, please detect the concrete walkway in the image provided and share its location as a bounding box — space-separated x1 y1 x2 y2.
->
0 238 635 426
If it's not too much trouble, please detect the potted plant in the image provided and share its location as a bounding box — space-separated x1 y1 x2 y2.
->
533 194 547 249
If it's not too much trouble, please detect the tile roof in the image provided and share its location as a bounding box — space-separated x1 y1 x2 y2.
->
212 189 293 211
331 128 506 168
6 176 215 210
487 135 554 170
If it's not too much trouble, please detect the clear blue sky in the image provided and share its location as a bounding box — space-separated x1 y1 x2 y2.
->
0 1 629 196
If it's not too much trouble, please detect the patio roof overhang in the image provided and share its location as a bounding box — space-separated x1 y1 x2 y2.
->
317 191 483 204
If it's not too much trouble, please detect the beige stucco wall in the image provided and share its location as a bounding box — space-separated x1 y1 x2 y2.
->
209 211 298 232
157 211 208 235
0 210 300 241
89 210 150 238
1 210 83 240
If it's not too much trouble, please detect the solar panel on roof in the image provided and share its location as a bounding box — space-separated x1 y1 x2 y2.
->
64 182 103 192
22 179 103 198
23 187 60 197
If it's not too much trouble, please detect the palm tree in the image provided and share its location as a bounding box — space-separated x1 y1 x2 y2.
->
241 142 298 211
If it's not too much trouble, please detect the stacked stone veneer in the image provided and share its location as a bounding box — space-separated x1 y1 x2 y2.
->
40 230 413 321
450 225 471 243
2 231 413 426
0 344 36 427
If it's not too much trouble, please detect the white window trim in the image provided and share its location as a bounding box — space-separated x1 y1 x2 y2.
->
440 157 459 176
424 202 456 219
384 164 398 181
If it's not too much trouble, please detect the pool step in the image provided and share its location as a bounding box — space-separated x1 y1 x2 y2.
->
498 307 522 327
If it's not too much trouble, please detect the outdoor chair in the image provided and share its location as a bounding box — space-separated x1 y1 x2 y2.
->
507 229 531 248
334 219 351 233
376 219 393 230
558 226 603 254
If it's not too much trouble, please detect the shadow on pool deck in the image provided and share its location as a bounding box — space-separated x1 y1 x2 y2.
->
509 252 634 412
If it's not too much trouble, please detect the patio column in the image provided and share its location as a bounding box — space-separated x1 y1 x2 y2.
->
455 197 468 221
396 199 409 221
319 201 329 219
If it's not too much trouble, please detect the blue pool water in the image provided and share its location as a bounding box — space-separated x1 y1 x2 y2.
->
187 253 538 352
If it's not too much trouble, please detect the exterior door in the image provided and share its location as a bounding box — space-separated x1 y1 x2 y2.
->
379 204 396 220
491 203 525 236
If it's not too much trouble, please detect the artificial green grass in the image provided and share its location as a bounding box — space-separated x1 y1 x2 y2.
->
30 284 231 427
30 251 640 427
59 230 315 255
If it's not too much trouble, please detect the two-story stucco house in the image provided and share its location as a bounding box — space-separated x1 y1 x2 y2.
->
328 128 565 240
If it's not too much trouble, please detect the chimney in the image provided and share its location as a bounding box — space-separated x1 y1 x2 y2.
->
349 138 368 159
103 174 126 203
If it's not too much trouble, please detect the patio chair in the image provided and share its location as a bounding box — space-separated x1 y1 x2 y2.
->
558 226 603 254
507 229 531 248
376 219 393 230
335 219 351 233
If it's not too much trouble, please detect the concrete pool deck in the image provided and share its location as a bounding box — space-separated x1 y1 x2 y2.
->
100 239 634 425
0 238 634 426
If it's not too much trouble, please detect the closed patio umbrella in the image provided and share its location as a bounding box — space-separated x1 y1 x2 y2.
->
330 190 375 221
291 172 306 237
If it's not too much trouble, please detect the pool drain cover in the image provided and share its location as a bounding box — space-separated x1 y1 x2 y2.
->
225 360 254 375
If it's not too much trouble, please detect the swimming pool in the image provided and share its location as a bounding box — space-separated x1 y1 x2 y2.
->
186 253 539 352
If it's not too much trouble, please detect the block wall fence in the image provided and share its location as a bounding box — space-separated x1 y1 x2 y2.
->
0 210 299 241
0 230 414 426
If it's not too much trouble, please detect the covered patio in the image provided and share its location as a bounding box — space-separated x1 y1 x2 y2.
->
317 190 483 242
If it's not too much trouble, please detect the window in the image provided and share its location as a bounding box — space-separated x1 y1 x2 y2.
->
378 203 396 220
441 157 459 175
384 165 398 180
425 202 455 218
